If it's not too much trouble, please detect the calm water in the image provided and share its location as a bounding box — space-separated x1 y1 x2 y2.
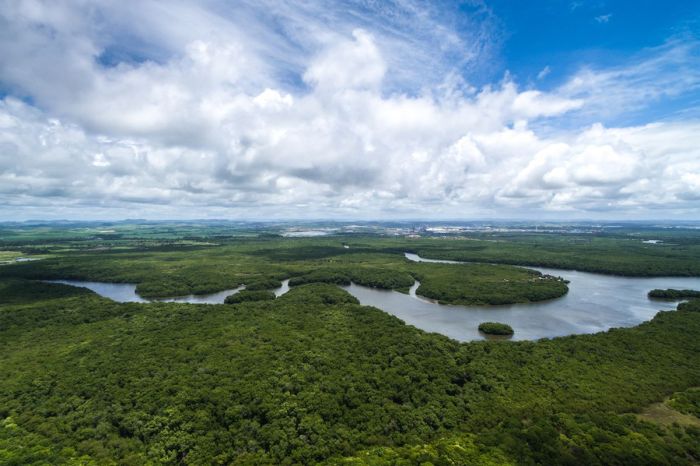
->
46 255 700 341
339 253 700 341
282 230 332 237
274 279 291 297
45 279 292 304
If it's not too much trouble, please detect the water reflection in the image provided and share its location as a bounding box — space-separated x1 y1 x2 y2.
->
274 279 291 297
46 277 294 304
340 253 700 341
45 255 700 342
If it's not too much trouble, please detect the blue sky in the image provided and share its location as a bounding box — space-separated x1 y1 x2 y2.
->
493 0 698 76
489 0 700 123
0 0 699 220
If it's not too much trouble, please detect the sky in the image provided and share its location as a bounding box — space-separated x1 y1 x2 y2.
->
1 0 700 221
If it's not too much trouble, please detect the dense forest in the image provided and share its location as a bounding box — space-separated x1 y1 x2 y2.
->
0 240 569 306
406 237 700 277
410 263 568 305
668 386 700 418
224 289 276 304
1 279 699 464
1 226 699 464
477 322 514 336
649 289 700 299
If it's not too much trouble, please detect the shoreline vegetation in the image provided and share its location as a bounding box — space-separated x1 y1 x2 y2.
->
224 289 276 304
1 279 698 464
1 224 700 463
649 289 700 299
478 322 515 336
407 246 700 277
0 245 571 306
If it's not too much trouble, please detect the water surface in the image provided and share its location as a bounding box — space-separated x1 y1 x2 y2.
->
274 279 290 297
340 253 700 341
46 255 700 342
46 279 292 304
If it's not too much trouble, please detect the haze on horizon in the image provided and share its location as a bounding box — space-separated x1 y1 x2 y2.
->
1 0 700 221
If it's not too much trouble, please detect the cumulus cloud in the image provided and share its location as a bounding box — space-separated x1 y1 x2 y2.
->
0 0 699 220
497 122 700 213
303 30 386 92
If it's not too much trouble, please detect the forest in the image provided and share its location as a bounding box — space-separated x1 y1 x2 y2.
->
648 289 700 299
477 322 514 336
225 290 276 304
1 224 699 464
0 239 571 306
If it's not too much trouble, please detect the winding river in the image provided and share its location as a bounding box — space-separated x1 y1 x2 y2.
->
341 253 699 341
45 254 700 342
46 279 291 304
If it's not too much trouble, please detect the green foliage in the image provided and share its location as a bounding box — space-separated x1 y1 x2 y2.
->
282 283 360 306
0 245 289 299
0 416 99 465
289 268 414 292
668 387 700 418
249 245 373 261
289 269 351 286
679 299 700 312
349 268 414 291
333 433 514 465
478 322 514 336
413 263 568 305
406 234 700 277
500 411 700 465
1 277 700 464
649 289 700 299
244 277 284 291
224 290 276 304
0 279 91 305
0 251 24 263
2 228 700 464
2 238 562 305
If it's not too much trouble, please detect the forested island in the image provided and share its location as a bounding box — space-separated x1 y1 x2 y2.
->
1 222 699 464
478 322 515 336
649 289 700 299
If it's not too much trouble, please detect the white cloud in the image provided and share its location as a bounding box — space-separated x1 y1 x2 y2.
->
0 1 699 220
512 90 583 118
303 30 386 93
556 39 700 120
497 122 700 213
537 66 551 80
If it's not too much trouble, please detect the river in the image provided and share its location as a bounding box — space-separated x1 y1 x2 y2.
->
45 279 291 304
45 255 700 341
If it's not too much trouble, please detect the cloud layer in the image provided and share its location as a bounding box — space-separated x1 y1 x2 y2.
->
1 0 699 219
